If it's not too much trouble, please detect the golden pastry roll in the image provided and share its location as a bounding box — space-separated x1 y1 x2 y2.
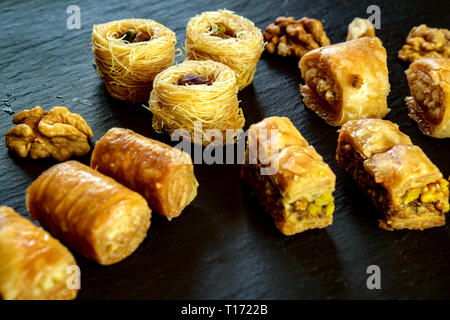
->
91 128 198 220
26 161 151 265
405 57 450 138
0 206 78 300
299 37 390 126
337 119 449 230
242 117 336 235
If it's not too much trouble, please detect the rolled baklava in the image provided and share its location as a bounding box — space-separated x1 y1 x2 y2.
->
241 117 336 235
405 57 450 138
337 119 449 230
91 128 198 220
26 161 151 265
0 206 78 300
299 37 390 126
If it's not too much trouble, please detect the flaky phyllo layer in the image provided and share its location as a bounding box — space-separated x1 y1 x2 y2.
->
241 117 336 235
299 37 390 126
337 119 449 230
405 57 450 138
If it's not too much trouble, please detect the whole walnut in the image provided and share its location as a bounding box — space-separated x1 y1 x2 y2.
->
5 106 93 161
398 24 450 62
264 17 330 58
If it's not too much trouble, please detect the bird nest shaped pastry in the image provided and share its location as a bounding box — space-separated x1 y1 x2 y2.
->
185 10 264 90
92 19 176 103
149 60 245 146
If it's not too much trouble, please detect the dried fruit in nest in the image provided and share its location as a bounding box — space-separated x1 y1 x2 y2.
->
398 24 450 62
178 74 213 86
347 18 375 41
5 106 93 161
263 16 330 58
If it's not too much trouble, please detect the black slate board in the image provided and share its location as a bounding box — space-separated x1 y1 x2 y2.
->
1 0 449 299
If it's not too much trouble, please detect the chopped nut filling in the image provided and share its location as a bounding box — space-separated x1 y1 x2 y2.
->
304 64 339 106
242 162 333 228
338 141 449 221
178 74 213 86
408 70 443 123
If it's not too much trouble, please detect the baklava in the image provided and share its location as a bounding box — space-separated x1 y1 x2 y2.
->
241 117 336 235
299 37 390 126
91 128 198 220
0 206 78 300
405 57 450 138
26 161 151 265
336 119 449 230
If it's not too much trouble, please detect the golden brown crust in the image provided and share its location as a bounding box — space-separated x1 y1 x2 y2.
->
26 161 151 265
337 119 412 160
363 145 443 198
299 37 390 126
91 128 198 220
247 116 308 164
405 57 450 138
0 206 78 300
336 119 448 230
242 117 336 235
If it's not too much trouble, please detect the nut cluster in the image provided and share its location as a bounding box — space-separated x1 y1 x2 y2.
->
398 24 450 62
263 17 331 58
5 106 93 161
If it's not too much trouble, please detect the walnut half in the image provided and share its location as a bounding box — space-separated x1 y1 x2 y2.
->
5 106 93 161
398 24 450 62
263 17 330 58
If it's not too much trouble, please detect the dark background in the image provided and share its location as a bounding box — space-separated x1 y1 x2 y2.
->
0 0 449 299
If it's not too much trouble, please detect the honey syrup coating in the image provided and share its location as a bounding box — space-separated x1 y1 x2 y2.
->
91 128 198 220
26 161 151 265
299 37 390 126
0 206 79 300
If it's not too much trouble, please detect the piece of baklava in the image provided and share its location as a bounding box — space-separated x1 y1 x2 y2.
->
91 128 198 220
241 117 336 235
26 161 151 265
0 206 78 300
337 119 449 230
299 37 390 126
405 57 450 138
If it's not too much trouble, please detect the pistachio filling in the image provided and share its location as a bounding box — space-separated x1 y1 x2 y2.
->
120 29 151 43
338 141 449 220
211 23 235 39
242 161 333 228
400 179 450 215
287 192 334 222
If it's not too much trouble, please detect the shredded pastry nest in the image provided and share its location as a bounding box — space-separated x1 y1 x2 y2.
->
148 60 245 146
185 10 264 90
92 19 176 103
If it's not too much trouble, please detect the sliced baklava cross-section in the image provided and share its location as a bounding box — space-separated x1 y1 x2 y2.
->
405 57 450 138
336 119 449 230
241 116 336 235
